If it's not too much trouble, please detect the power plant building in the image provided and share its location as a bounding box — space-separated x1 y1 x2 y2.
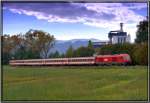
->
93 23 131 48
108 23 131 44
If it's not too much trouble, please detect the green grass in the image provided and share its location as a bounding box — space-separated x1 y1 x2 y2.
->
2 65 148 101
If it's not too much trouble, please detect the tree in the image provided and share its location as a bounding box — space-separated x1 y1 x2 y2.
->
49 52 54 58
2 35 11 64
60 53 65 58
25 29 55 58
74 46 95 57
2 35 14 55
10 34 25 58
132 42 148 65
49 51 60 58
98 43 134 55
88 40 93 48
2 34 30 62
66 45 74 57
135 18 148 43
53 51 60 58
134 18 148 65
2 34 23 64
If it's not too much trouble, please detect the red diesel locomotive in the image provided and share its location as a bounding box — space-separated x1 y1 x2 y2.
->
9 54 131 66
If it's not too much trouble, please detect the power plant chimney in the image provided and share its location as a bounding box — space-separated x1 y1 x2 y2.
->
120 23 123 32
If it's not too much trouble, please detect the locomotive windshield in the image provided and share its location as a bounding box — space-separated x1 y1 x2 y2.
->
123 55 131 61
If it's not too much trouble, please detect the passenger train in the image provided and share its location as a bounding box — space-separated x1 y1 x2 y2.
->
9 54 131 66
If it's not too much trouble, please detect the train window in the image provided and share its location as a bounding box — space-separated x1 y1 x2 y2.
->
19 61 24 63
123 55 130 61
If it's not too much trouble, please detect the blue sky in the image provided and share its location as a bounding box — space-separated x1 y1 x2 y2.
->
3 3 147 42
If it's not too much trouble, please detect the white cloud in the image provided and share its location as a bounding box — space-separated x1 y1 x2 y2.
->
5 3 147 41
9 8 86 23
81 3 146 42
10 8 22 14
7 3 146 27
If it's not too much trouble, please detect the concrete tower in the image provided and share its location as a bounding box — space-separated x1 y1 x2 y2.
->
120 23 123 32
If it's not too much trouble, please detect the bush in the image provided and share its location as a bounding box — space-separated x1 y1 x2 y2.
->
74 47 95 57
2 52 11 65
98 43 134 55
132 42 148 65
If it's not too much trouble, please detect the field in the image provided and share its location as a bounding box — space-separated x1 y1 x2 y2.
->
3 65 148 101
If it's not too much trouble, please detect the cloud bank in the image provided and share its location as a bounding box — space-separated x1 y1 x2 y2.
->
3 3 147 41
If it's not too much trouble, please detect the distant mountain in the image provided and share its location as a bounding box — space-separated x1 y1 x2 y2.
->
49 39 101 54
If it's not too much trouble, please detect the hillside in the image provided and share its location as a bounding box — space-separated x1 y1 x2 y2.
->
50 39 101 54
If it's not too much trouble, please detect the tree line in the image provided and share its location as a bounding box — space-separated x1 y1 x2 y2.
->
2 29 95 64
49 40 95 58
2 19 148 65
2 29 55 64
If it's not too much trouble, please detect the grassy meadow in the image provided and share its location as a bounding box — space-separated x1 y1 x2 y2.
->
2 65 148 101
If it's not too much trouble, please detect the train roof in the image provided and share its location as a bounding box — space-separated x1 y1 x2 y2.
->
10 56 95 62
96 54 129 57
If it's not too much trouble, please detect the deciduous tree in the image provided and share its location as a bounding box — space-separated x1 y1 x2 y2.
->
25 29 55 58
135 18 148 43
